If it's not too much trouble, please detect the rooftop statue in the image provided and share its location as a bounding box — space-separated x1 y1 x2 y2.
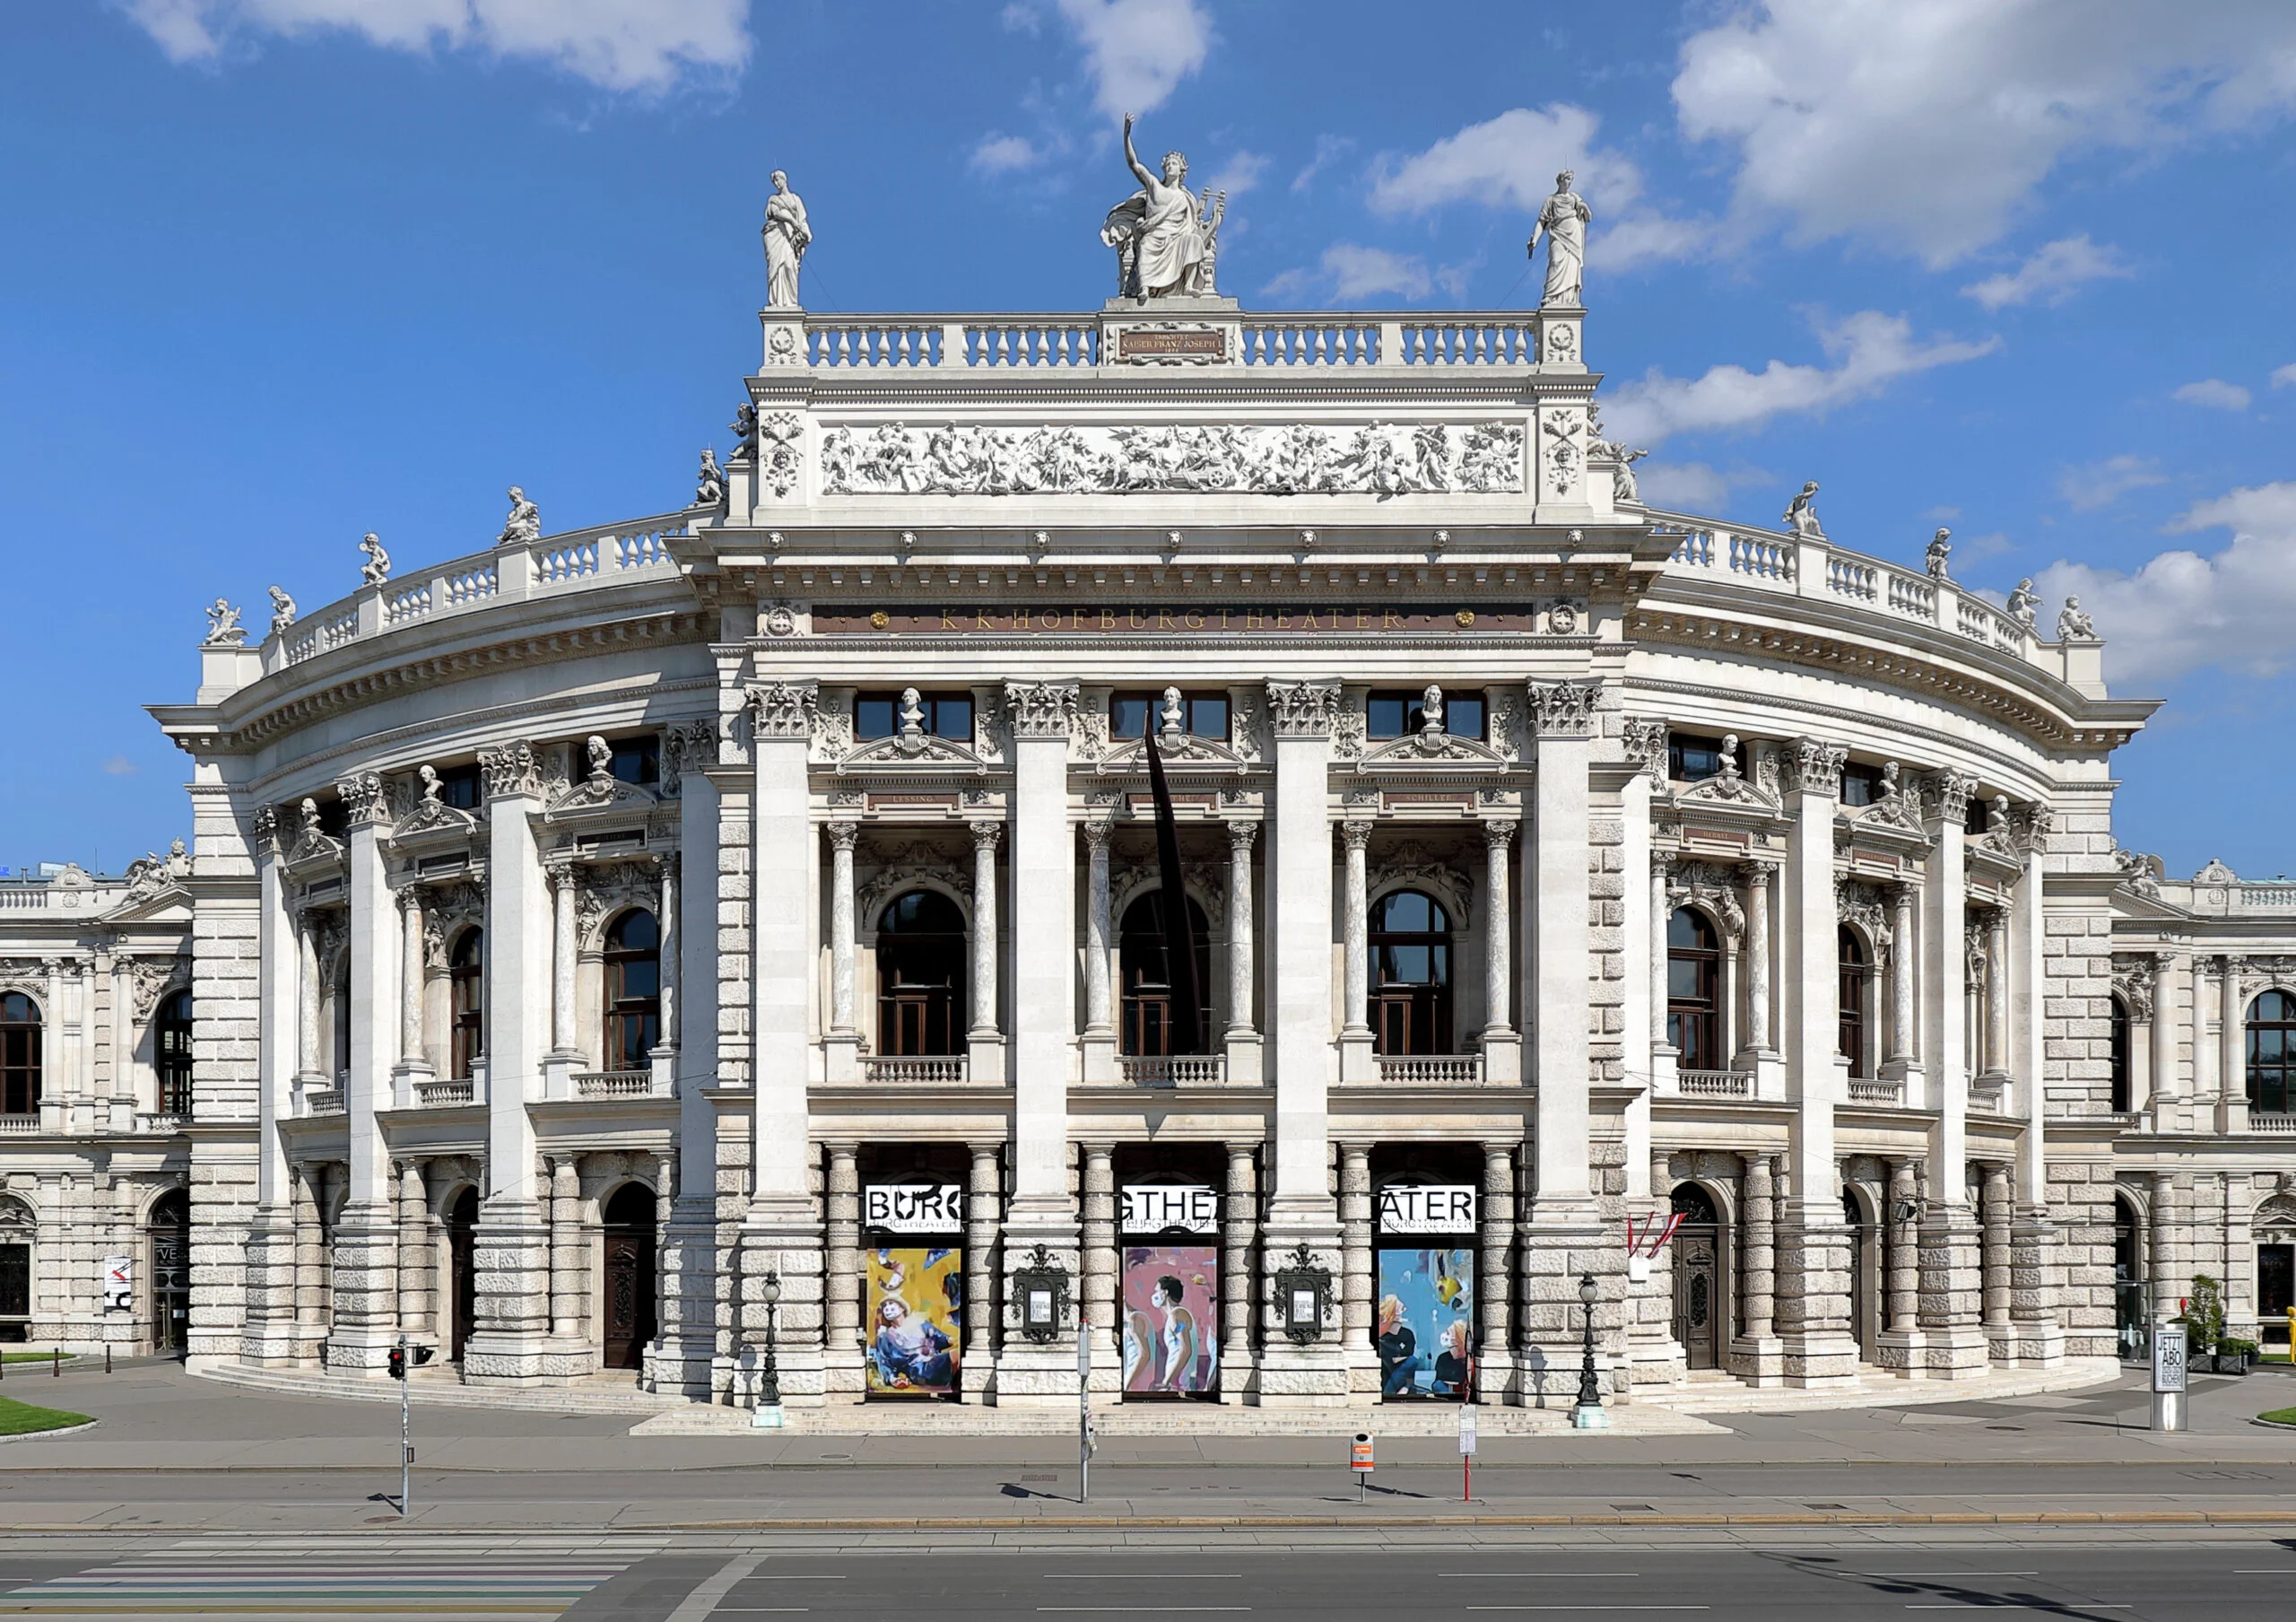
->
1783 481 1822 540
360 532 391 587
696 446 726 507
2057 597 2098 641
1101 113 1224 301
2005 579 2039 627
202 597 245 647
266 585 297 635
761 170 811 310
1926 527 1953 581
1526 170 1590 309
497 485 540 549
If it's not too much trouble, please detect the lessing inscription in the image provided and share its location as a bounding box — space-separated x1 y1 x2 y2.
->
1118 327 1226 359
819 606 1536 636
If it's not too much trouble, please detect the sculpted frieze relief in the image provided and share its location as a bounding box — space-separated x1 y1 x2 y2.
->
857 841 974 924
817 420 1526 498
1835 880 1893 964
1370 839 1471 929
1665 859 1745 938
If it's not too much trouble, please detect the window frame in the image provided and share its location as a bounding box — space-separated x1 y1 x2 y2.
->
604 736 659 788
1117 888 1213 1056
448 927 485 1082
154 989 195 1116
1666 906 1722 1069
1111 690 1231 744
855 691 974 744
874 890 968 1058
1668 733 1726 783
2109 995 2132 1113
1366 689 1485 742
1838 926 1871 1078
0 992 39 1118
2247 989 2296 1116
603 911 661 1071
1368 888 1454 1056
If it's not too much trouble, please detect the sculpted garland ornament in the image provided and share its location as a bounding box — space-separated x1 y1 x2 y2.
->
816 420 1525 497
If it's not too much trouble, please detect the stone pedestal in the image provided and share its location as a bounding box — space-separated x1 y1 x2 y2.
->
237 1208 303 1365
1514 1205 1608 1408
2003 1210 2066 1366
990 1217 1083 1408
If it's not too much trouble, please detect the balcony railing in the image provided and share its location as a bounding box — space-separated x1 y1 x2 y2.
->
1118 1054 1226 1088
799 311 1548 371
305 1088 345 1116
1373 1053 1484 1086
860 1055 970 1085
573 1070 653 1099
415 1078 476 1107
0 1114 38 1136
1676 1069 1752 1098
2250 1112 2296 1135
1847 1077 1904 1105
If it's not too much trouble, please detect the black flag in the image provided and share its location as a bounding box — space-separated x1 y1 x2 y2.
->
1142 721 1205 1055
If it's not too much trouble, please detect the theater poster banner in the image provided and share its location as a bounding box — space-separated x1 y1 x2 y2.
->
863 1182 966 1400
1375 1182 1477 1401
1118 1182 1219 1398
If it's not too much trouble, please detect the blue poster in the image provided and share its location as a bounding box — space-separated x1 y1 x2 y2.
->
1375 1248 1474 1400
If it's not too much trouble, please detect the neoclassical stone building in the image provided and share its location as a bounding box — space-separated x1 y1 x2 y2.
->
6 246 2293 1403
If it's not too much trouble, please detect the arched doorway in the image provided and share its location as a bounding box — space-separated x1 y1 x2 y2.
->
1668 1182 1722 1371
876 891 966 1057
149 1189 190 1355
1844 1185 1878 1363
447 1188 479 1363
1118 890 1213 1055
1370 890 1452 1055
601 1182 657 1372
2113 1191 2146 1359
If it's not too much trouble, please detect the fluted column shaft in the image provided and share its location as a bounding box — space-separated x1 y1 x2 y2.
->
1342 823 1372 1036
1083 822 1114 1034
969 822 1001 1038
1482 820 1516 1038
828 823 858 1034
1224 823 1256 1037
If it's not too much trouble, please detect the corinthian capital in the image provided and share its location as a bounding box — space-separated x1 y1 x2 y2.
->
1525 678 1601 738
1779 737 1848 797
749 681 819 741
1264 679 1342 738
1003 680 1080 739
335 771 388 826
1921 768 1975 827
478 740 541 801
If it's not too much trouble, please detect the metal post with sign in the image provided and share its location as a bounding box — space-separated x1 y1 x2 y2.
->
1458 1387 1477 1503
2152 1321 2187 1431
1077 1319 1094 1504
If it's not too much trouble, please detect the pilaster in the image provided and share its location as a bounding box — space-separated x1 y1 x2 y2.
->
326 771 399 1372
1915 768 1987 1377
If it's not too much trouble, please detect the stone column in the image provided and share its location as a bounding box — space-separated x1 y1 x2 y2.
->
1886 885 1917 1074
2151 951 2181 1107
547 857 578 1059
242 809 301 1365
1338 1144 1374 1393
2220 956 2248 1129
826 821 858 1035
1481 818 1517 1040
395 1159 431 1340
1224 821 1257 1040
1340 820 1373 1039
1980 1162 2013 1347
326 770 399 1371
2149 1169 2178 1326
1081 818 1116 1083
1743 860 1774 1056
1981 911 2010 1081
547 1155 582 1347
1915 769 1987 1377
822 1145 860 1398
465 741 552 1383
291 1162 326 1359
295 909 324 1086
1080 1146 1119 1393
1477 1142 1516 1402
1219 1143 1257 1403
1258 680 1345 1401
741 683 827 1404
1731 1153 1779 1382
996 680 1083 1403
1650 856 1674 1054
968 820 1002 1042
964 1143 1001 1400
397 888 429 1082
655 852 679 1051
1884 1158 1919 1337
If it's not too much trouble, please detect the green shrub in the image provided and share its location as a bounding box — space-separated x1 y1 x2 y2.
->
2219 1337 2259 1358
2181 1274 2227 1350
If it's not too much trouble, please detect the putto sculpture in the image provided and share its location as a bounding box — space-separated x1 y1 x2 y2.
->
359 532 391 586
1101 113 1224 301
761 170 811 310
2005 579 2039 627
696 446 726 507
202 597 245 647
1782 481 1822 539
1526 170 1590 308
1926 527 1953 581
2057 597 2098 641
497 485 540 548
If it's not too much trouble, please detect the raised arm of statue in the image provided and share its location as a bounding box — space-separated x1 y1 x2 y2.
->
1121 113 1156 190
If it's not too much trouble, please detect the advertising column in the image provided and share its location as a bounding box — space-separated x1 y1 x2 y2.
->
1118 1181 1222 1400
1374 1180 1479 1400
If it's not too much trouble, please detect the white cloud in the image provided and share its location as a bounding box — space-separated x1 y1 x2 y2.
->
120 0 750 92
2057 453 2165 512
2175 378 2253 411
999 2 1044 34
1961 234 2133 310
970 134 1045 176
1672 0 2296 266
1634 460 1774 513
2274 362 2296 389
1292 134 1352 194
1263 243 1432 305
1367 104 1704 270
1202 150 1270 197
1603 310 1998 449
2034 482 2296 684
1053 0 1211 120
101 756 136 777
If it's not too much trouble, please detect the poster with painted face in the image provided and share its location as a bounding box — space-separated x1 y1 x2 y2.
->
1375 1248 1474 1400
1119 1245 1219 1397
865 1247 962 1397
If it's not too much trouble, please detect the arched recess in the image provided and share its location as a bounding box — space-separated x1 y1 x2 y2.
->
1369 888 1453 1057
875 890 967 1057
0 1193 35 1344
2245 990 2296 1115
1118 888 1213 1056
1666 1182 1725 1372
599 1181 658 1372
0 990 42 1118
446 1186 480 1364
1841 1182 1881 1363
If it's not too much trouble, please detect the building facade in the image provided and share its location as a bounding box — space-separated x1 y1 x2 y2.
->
7 270 2293 1405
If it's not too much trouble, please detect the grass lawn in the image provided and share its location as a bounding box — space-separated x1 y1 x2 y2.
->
0 1394 91 1436
2262 1407 2296 1426
0 1351 76 1365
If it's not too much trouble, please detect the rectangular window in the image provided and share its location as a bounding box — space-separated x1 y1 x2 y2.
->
0 1243 25 1318
1668 733 1726 782
1112 691 1230 742
433 763 483 810
1367 689 1483 741
1839 762 1886 807
607 737 659 787
856 692 974 743
1964 791 1989 835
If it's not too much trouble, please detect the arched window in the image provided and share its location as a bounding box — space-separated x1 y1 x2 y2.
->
876 891 965 1058
0 992 39 1118
1666 908 1721 1070
155 990 194 1116
448 929 484 1081
1838 926 1870 1077
603 911 661 1070
1118 890 1213 1055
2109 996 2132 1113
2247 989 2296 1115
1371 890 1452 1056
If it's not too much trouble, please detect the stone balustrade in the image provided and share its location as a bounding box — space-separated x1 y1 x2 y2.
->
1117 1054 1225 1088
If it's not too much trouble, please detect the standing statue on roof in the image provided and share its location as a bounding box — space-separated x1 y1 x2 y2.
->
761 170 811 310
1526 170 1591 308
1101 114 1224 301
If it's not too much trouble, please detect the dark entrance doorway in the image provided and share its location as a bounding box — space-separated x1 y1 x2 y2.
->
2260 1243 2293 1348
150 1189 190 1355
448 1188 479 1363
1668 1183 1721 1371
1844 1186 1879 1362
602 1183 657 1372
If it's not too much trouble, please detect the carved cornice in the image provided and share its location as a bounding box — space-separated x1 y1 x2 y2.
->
1265 680 1341 738
1525 678 1601 738
1922 768 1976 827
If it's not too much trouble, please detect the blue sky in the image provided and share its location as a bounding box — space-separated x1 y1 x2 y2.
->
3 1 2292 877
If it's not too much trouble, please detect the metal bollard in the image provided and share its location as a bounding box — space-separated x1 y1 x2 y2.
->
52 1348 59 1378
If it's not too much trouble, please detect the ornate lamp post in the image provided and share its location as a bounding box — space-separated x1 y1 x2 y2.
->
1571 1269 1607 1430
759 1270 783 1408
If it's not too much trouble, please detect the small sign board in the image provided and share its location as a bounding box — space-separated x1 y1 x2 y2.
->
862 1182 965 1235
1376 1184 1479 1236
1458 1403 1479 1455
1116 327 1226 362
101 1255 132 1311
1119 1184 1218 1236
2152 1323 2187 1393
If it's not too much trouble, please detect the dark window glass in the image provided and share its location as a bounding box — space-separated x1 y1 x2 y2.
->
604 911 660 1069
0 991 39 1117
1838 926 1869 1077
856 692 973 742
332 959 351 1077
0 1241 26 1318
2248 989 2296 1116
2109 996 2131 1113
1370 890 1452 1055
1964 792 1989 835
1839 763 1886 807
1365 689 1481 741
1669 733 1725 782
450 928 484 1082
433 763 483 810
876 890 966 1058
315 798 350 837
1112 692 1230 742
1666 907 1721 1068
154 990 194 1116
607 737 659 787
1118 891 1213 1056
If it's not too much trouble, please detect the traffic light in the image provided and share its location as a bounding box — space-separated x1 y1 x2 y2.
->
387 1347 405 1380
412 1346 436 1370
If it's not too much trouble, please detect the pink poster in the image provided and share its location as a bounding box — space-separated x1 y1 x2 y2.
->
1119 1244 1219 1397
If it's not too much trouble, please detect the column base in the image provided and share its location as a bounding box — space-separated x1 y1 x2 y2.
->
1080 1032 1117 1085
1512 1202 1611 1407
1338 1030 1374 1085
991 1208 1080 1403
1727 1336 1787 1385
824 1033 859 1085
1250 1216 1347 1404
967 1033 1006 1086
390 1060 434 1111
1993 1320 2066 1367
1222 1032 1262 1086
1779 1330 1865 1388
322 1205 401 1372
1900 1324 1992 1378
540 1052 577 1103
646 1205 722 1400
1479 1030 1522 1085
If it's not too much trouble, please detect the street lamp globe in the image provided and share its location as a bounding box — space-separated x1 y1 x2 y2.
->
1578 1271 1597 1307
761 1271 783 1306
